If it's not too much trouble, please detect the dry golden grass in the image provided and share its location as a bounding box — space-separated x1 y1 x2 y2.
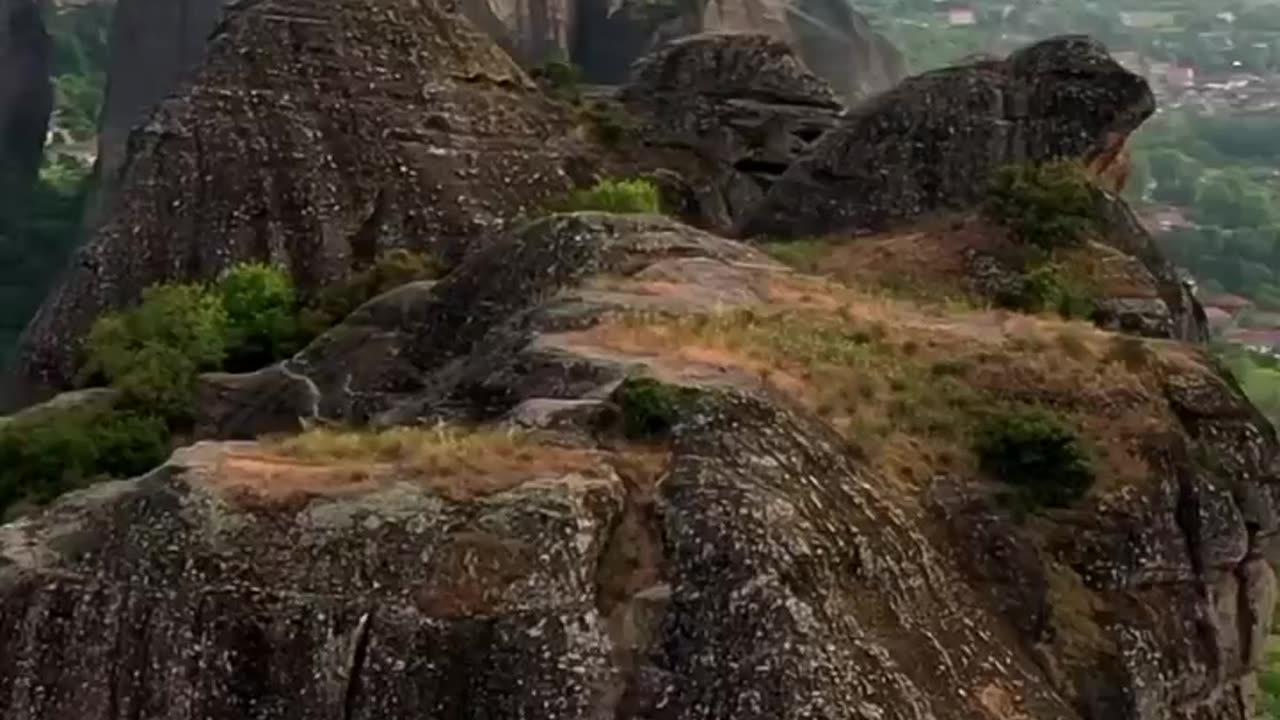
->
255 425 612 502
556 275 1189 500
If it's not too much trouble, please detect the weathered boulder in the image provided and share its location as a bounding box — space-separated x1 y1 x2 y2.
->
738 35 1155 239
3 210 1277 718
620 33 844 228
0 0 52 230
702 0 905 102
85 0 231 230
10 0 606 403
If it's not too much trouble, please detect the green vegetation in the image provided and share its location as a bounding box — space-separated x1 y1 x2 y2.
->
614 377 701 439
217 262 302 371
997 262 1096 320
530 58 583 104
983 161 1099 252
554 178 662 214
973 409 1096 513
0 409 170 521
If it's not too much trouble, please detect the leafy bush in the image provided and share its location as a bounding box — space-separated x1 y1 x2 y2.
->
81 282 228 389
614 377 699 439
300 249 446 338
581 100 636 146
555 178 662 215
530 58 583 104
996 262 1095 319
0 409 170 520
216 262 301 371
973 409 1095 512
984 160 1099 251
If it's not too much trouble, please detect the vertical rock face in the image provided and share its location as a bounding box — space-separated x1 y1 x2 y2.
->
0 0 52 230
703 0 905 102
85 0 230 229
10 0 603 403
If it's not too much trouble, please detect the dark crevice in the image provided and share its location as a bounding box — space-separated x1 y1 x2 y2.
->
341 612 372 720
732 158 790 177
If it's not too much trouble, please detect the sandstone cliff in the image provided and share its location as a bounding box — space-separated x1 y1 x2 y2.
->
12 0 604 402
0 0 52 230
3 212 1276 719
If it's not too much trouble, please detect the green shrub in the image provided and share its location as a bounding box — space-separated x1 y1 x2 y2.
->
530 58 583 104
112 343 199 420
996 262 1095 319
973 409 1095 513
984 160 1100 251
555 178 662 215
81 282 228 387
216 262 301 371
581 100 636 146
0 409 170 520
300 249 446 339
614 377 700 439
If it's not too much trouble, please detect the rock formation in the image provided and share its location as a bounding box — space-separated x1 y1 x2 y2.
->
0 0 52 231
85 0 230 230
619 32 845 227
703 0 906 101
3 211 1276 718
10 0 606 403
739 35 1155 240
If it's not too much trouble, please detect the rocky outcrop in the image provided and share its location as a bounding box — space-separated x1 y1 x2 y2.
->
85 0 230 230
10 0 607 404
703 0 905 101
739 35 1155 240
3 211 1277 718
620 32 845 228
0 0 52 230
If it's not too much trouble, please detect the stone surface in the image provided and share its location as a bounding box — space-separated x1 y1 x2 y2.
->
738 35 1155 239
620 32 845 227
0 0 52 230
2 210 1276 718
11 0 605 403
86 0 231 230
702 0 906 101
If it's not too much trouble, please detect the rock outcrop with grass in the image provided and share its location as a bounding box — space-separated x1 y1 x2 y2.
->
0 0 51 230
4 205 1279 718
2 19 1277 720
10 0 609 402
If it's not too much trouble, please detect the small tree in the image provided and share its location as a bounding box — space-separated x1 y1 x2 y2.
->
974 409 1095 512
984 160 1099 252
216 262 300 371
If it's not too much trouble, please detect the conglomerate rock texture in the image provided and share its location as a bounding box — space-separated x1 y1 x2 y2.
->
11 0 605 402
738 35 1156 240
0 0 51 230
2 212 1278 719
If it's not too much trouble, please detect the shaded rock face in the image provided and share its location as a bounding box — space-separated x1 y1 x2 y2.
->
620 32 845 227
11 0 604 403
704 0 906 102
4 212 1277 718
0 0 52 230
739 35 1156 240
86 0 231 230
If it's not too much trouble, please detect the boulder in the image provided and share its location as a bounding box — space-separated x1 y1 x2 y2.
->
0 0 52 230
738 35 1155 239
10 0 606 402
620 32 844 227
2 210 1276 718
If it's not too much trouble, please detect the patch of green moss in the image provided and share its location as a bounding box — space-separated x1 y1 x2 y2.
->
614 377 701 439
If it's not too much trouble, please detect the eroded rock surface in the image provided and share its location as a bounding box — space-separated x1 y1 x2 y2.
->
12 0 604 402
620 33 845 227
4 210 1277 719
739 35 1155 239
